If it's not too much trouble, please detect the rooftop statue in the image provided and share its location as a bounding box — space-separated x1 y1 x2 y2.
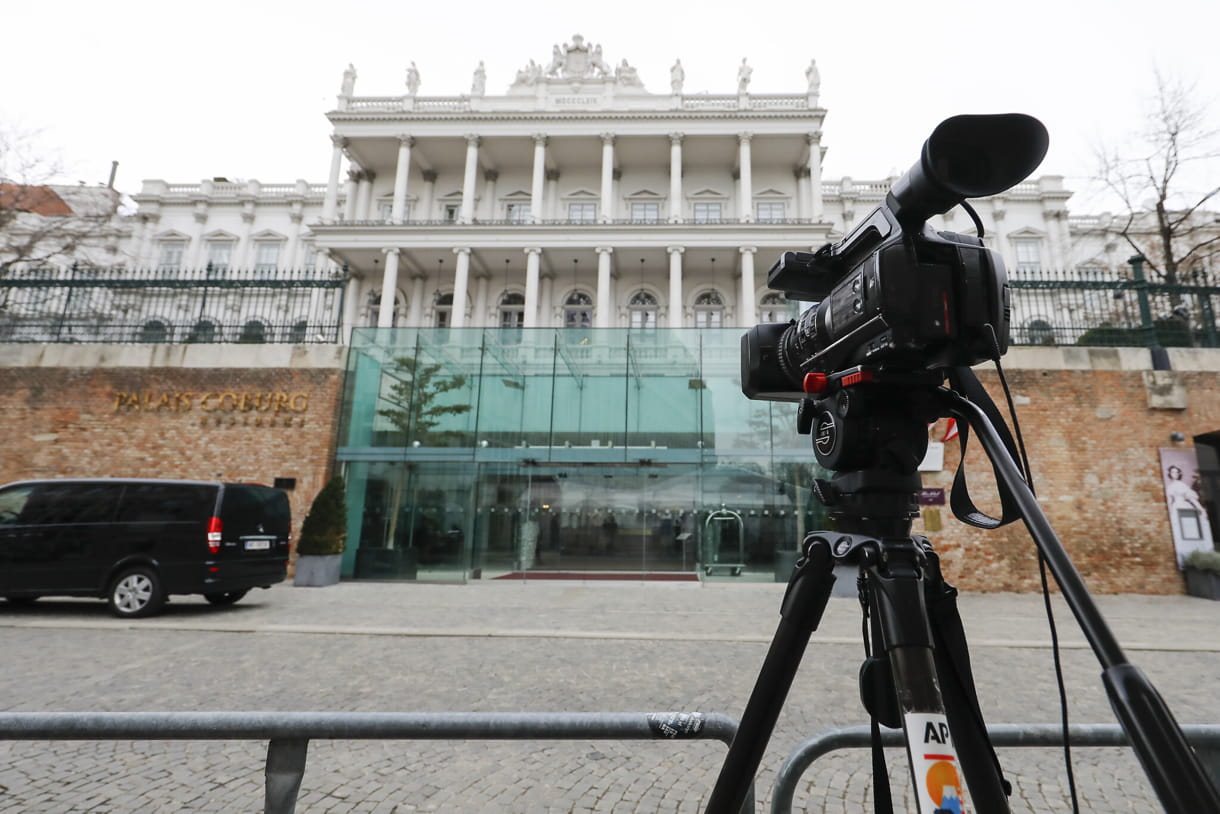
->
472 61 486 96
406 62 421 96
670 59 684 94
737 58 752 93
340 63 356 96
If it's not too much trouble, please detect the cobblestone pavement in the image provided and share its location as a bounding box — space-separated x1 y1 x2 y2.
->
1 580 1219 812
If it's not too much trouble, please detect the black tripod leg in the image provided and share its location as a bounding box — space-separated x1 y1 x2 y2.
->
705 535 837 814
864 540 1007 814
922 547 1012 812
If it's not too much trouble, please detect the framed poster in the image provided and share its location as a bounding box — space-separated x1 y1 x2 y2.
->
1159 447 1215 569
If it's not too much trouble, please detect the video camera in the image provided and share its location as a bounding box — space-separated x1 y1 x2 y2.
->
742 114 1049 402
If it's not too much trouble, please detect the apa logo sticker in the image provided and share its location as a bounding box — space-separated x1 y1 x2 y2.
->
905 713 967 813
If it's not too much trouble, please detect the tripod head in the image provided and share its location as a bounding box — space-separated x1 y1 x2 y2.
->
798 367 944 539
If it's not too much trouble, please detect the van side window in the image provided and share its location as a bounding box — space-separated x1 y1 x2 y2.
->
20 483 123 524
116 484 215 523
0 486 34 524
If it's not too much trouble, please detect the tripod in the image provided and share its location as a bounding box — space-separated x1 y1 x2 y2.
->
705 370 1220 813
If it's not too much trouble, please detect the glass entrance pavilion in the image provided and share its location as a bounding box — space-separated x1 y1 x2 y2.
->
336 328 828 581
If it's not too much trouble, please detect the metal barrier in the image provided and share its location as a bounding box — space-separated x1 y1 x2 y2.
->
0 710 747 814
771 722 1220 814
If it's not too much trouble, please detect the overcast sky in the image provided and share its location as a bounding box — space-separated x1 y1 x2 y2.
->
4 0 1217 213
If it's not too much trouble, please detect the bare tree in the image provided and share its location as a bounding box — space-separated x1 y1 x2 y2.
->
0 124 124 276
1096 71 1220 283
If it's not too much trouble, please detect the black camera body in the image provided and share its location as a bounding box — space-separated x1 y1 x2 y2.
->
742 114 1049 403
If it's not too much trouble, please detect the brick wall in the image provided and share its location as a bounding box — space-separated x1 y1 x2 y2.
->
916 348 1220 594
0 345 346 538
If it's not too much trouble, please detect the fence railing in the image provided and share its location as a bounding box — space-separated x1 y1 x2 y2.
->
1008 267 1220 348
0 710 745 814
0 265 349 345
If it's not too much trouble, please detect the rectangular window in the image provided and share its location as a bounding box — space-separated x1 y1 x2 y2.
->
630 202 660 223
695 310 722 328
157 240 186 268
693 202 722 223
1014 239 1042 274
378 202 393 221
756 201 786 222
443 204 460 223
506 203 532 223
206 240 234 270
568 202 597 222
254 242 281 271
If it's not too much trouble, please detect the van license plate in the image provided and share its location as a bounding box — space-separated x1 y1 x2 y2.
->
245 539 272 550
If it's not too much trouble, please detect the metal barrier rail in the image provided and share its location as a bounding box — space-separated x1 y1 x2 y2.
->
771 722 1220 814
0 710 746 814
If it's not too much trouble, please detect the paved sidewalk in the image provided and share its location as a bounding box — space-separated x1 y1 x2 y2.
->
2 580 1219 812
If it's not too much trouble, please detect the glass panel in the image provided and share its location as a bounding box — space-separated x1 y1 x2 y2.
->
335 327 831 582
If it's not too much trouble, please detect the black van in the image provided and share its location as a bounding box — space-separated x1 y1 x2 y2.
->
0 479 291 617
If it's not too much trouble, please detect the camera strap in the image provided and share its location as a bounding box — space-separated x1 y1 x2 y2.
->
945 366 1023 529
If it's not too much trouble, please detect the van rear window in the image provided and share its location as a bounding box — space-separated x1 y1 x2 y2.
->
220 486 290 537
116 483 216 523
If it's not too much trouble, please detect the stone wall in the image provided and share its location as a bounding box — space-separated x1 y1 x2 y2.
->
0 344 347 534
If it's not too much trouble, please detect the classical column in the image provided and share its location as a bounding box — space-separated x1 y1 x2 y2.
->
482 170 499 220
539 270 555 327
545 169 561 220
739 247 757 327
738 133 753 222
322 135 347 222
668 246 685 327
406 270 426 326
796 168 811 221
460 135 480 224
420 170 437 221
595 247 614 327
523 247 542 328
357 171 375 221
808 132 824 222
342 170 360 221
669 133 684 222
451 247 472 327
530 135 547 223
473 269 491 327
600 134 615 222
378 248 400 329
391 135 413 223
1049 210 1068 271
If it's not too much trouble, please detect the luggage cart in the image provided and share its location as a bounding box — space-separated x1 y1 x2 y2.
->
702 506 745 576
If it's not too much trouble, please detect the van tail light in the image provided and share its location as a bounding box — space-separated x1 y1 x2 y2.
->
207 516 223 554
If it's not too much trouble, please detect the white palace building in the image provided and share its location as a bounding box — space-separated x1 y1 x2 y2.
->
124 35 1096 342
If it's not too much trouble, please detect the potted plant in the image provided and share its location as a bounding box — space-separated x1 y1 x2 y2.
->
1184 550 1220 600
294 475 348 587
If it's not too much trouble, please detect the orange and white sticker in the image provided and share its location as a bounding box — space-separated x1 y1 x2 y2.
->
904 712 967 813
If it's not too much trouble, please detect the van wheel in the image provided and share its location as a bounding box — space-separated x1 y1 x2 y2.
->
4 596 39 606
108 568 166 618
204 589 249 606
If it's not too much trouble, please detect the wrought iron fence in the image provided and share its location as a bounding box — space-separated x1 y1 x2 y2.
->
0 265 349 344
1008 266 1219 348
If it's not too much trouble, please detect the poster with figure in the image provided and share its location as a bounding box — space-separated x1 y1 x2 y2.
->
1159 447 1215 568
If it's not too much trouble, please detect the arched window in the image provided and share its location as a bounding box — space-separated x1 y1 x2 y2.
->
1026 319 1056 346
187 319 217 343
628 290 658 329
563 291 593 331
499 291 525 329
693 290 725 329
288 320 309 344
137 319 172 343
238 320 268 344
368 290 403 328
759 292 795 323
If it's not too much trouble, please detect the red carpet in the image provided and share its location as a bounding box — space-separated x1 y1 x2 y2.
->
493 571 699 582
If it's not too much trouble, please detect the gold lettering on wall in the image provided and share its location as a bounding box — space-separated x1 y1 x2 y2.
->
112 390 311 417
